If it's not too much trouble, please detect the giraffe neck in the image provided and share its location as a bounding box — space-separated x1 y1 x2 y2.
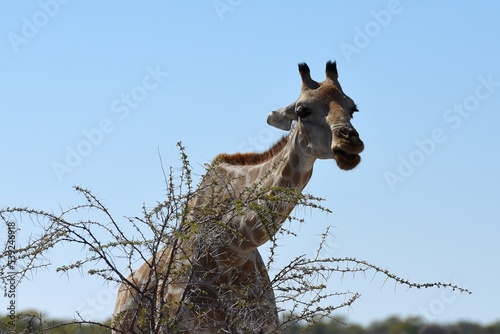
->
213 128 316 257
269 128 315 190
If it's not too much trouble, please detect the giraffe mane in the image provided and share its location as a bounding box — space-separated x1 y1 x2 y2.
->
213 135 289 166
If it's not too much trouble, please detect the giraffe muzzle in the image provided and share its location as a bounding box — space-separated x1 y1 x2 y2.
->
332 126 364 170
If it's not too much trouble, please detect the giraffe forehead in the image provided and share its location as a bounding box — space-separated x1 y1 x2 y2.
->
301 83 343 105
316 83 342 101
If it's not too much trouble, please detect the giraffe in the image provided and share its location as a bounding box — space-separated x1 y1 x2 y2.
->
112 61 364 333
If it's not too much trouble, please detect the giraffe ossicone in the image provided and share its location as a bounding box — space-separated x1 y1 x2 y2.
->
112 61 364 333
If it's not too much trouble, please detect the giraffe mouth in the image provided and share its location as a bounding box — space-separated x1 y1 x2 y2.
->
333 149 361 170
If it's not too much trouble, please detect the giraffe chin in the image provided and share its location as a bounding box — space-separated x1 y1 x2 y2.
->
333 149 361 170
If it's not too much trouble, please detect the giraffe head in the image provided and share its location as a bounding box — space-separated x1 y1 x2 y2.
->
267 61 364 170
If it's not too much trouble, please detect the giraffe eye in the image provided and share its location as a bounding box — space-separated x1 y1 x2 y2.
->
296 106 311 119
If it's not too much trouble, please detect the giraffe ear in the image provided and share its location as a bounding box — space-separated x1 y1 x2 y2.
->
267 103 296 131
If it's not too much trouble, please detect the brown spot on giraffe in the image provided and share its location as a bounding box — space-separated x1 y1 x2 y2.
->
291 153 300 168
282 164 292 178
302 168 313 186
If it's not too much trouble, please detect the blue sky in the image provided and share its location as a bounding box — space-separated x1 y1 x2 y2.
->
1 0 499 327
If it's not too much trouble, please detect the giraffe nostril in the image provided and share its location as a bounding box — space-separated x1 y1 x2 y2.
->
338 128 348 139
337 127 358 139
